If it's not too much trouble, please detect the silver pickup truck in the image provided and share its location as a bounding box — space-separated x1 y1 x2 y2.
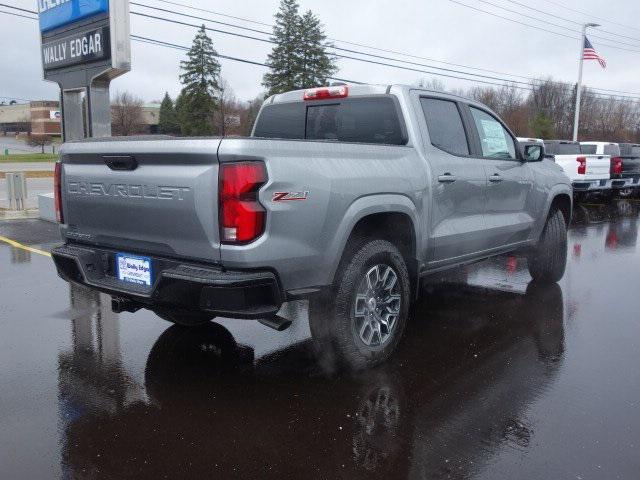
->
51 84 572 368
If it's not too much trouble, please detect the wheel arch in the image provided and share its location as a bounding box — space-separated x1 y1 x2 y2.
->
533 186 573 241
325 194 421 294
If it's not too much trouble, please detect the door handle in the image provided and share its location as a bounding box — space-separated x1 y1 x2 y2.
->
489 173 503 182
438 173 457 183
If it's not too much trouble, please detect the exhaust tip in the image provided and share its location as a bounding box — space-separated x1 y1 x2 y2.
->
258 316 292 332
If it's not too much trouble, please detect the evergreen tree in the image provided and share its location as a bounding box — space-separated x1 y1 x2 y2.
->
530 112 554 139
297 10 336 88
262 0 303 96
179 25 222 135
158 92 179 134
174 89 187 135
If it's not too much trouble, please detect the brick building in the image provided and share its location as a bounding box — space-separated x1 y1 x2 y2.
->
0 100 160 137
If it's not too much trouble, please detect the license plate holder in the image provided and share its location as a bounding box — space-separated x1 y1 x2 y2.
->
116 253 153 287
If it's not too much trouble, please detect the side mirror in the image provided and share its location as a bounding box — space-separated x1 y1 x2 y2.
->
520 143 544 162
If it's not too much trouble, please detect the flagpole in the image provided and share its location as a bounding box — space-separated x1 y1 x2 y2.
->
572 23 600 142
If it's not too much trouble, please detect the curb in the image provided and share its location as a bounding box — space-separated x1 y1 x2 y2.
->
0 171 53 179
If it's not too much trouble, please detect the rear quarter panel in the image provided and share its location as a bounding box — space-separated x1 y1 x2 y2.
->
217 137 426 292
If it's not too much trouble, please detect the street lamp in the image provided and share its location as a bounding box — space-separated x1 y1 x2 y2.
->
572 23 600 141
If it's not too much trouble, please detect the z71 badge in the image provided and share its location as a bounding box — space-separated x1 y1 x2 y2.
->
272 191 309 202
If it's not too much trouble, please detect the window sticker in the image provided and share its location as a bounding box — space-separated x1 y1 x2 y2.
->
480 119 508 155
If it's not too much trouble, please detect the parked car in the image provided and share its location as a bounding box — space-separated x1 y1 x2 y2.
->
580 141 631 193
51 84 572 368
543 140 611 199
617 143 640 197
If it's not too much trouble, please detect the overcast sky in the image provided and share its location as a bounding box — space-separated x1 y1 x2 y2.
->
1 0 639 104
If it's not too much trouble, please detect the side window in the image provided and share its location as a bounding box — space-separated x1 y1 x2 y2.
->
253 102 305 139
469 107 516 159
420 98 469 156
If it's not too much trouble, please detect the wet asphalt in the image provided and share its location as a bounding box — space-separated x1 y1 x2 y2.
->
1 201 640 479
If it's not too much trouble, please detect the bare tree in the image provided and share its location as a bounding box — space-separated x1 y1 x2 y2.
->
27 134 53 153
111 91 144 136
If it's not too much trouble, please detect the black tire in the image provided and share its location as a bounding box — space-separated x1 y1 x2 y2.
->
527 209 568 283
309 239 411 369
153 307 214 326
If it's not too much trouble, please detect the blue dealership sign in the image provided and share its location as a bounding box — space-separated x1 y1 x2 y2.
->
39 0 109 32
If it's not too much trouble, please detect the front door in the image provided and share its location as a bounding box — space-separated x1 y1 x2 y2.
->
466 106 535 248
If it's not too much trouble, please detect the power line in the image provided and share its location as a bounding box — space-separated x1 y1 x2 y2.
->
128 2 640 98
131 35 360 84
0 2 35 14
129 6 535 88
1 6 638 102
6 1 639 97
473 0 640 50
0 8 36 20
128 0 563 81
538 0 640 33
448 0 640 54
499 0 640 44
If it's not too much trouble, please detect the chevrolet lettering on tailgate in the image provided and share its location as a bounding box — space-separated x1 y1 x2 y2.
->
67 182 190 200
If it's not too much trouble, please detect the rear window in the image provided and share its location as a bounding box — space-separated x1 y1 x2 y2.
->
253 97 406 145
544 142 581 155
580 144 597 154
604 144 620 156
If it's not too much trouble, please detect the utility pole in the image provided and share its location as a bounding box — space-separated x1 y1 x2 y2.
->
572 23 600 141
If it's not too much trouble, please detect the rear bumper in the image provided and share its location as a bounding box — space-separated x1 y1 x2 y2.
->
605 177 633 189
572 179 608 192
621 174 640 185
51 243 283 319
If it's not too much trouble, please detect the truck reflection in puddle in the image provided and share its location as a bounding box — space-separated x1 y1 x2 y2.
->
58 272 565 478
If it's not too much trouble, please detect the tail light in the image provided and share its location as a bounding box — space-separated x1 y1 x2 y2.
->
54 161 63 223
611 156 623 176
577 156 586 175
219 162 267 243
304 85 348 100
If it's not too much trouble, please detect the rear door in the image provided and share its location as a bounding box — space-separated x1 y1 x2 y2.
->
464 105 535 248
418 96 490 263
61 138 222 262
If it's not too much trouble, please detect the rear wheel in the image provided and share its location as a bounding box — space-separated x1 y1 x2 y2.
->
527 209 568 283
309 239 411 369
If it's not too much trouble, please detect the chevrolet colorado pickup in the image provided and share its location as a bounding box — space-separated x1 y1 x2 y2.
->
51 84 572 368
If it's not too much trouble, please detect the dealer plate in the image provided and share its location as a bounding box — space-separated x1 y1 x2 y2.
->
116 253 153 287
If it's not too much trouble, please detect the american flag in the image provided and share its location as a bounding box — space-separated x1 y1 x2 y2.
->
583 37 606 69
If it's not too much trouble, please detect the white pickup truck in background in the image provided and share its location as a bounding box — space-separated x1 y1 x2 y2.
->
543 140 612 199
580 141 632 193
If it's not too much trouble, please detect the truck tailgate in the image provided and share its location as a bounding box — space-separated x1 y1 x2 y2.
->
60 138 222 263
583 154 611 177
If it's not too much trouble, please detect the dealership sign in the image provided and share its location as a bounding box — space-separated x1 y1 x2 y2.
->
38 0 109 32
42 27 109 70
39 0 129 77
